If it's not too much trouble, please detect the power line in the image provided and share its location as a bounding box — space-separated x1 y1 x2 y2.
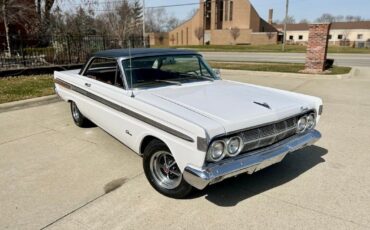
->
67 0 201 9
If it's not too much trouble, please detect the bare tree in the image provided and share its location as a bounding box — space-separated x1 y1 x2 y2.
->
145 7 181 32
230 27 240 43
316 13 336 23
0 0 35 56
335 15 344 22
315 13 364 23
275 15 296 24
166 17 181 32
299 19 310 24
186 8 198 20
104 0 133 46
64 7 96 36
194 26 204 43
33 0 56 36
282 15 296 24
345 15 363 22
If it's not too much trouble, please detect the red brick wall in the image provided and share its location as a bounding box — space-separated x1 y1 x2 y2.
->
304 24 331 73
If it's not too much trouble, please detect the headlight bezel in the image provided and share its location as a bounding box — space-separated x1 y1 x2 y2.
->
297 112 317 134
206 140 226 162
226 136 244 157
206 135 244 162
306 113 316 130
297 116 308 133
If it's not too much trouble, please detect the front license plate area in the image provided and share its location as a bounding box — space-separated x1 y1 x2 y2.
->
254 154 286 172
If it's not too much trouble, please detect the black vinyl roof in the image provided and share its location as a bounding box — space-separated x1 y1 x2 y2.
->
93 48 199 58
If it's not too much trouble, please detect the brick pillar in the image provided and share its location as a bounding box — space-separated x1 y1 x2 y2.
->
303 23 331 73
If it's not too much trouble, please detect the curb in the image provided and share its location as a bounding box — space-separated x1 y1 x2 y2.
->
220 68 353 80
0 95 61 113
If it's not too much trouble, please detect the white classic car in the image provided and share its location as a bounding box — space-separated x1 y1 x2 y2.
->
54 48 323 198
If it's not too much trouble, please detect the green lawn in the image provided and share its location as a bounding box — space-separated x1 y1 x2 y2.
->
167 44 370 54
0 75 55 104
209 61 352 75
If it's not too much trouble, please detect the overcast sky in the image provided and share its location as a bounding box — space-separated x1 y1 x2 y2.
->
63 0 370 22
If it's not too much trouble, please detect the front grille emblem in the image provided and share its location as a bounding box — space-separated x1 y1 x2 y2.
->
254 101 271 110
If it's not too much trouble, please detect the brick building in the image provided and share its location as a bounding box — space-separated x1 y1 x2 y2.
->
167 0 278 46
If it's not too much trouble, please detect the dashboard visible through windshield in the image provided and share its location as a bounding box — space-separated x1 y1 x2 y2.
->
122 55 218 89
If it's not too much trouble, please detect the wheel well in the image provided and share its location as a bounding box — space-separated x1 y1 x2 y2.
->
140 136 164 154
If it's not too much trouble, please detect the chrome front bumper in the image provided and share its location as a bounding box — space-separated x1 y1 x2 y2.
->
183 130 321 190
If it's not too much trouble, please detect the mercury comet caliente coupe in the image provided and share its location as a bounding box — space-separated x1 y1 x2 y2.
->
54 48 323 198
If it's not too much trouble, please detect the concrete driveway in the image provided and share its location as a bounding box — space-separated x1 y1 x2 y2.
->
202 52 370 67
1 69 370 229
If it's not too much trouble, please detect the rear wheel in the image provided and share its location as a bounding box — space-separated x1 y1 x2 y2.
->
143 140 193 198
70 101 93 127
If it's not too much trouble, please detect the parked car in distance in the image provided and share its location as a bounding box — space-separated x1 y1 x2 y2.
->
54 48 323 198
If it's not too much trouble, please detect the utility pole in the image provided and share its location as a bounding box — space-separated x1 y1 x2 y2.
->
282 0 289 52
142 0 146 47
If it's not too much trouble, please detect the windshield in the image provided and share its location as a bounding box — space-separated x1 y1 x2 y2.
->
122 55 218 89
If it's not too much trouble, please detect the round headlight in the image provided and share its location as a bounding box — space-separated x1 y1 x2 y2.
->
207 141 226 162
297 116 307 133
226 136 243 157
306 113 316 130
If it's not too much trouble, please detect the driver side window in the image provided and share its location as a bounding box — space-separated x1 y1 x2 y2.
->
84 58 125 89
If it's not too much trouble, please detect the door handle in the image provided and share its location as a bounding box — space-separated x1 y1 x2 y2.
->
85 83 91 87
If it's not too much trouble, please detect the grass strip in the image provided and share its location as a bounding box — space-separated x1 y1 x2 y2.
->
0 75 54 104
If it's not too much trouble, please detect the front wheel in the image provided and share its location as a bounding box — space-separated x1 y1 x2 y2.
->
143 140 193 198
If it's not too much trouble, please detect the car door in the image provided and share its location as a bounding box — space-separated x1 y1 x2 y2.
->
78 57 146 150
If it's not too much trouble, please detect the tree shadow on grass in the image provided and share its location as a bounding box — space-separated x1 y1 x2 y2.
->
189 145 327 207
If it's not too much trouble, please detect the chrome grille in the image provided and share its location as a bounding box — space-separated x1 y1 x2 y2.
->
241 117 297 153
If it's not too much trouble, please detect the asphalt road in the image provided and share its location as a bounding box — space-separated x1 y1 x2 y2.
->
202 52 370 67
1 69 370 229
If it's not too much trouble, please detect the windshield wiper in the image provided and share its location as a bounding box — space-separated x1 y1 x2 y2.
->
181 73 214 82
197 75 214 82
155 80 182 86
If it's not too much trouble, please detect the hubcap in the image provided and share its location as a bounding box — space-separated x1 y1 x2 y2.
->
150 151 182 189
71 103 80 121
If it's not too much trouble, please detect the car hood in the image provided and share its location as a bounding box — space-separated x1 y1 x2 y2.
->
136 80 317 138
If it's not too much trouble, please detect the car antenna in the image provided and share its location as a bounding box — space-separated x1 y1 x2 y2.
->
128 40 135 98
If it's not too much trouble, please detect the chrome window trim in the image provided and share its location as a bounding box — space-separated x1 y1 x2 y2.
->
81 56 127 90
119 54 217 90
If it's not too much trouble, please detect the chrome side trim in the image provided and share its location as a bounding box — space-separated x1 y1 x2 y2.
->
54 78 194 142
183 129 321 190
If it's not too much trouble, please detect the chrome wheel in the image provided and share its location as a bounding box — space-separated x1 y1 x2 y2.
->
71 102 80 121
149 151 182 189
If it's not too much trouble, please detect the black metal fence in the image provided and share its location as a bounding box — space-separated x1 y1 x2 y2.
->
0 35 149 70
